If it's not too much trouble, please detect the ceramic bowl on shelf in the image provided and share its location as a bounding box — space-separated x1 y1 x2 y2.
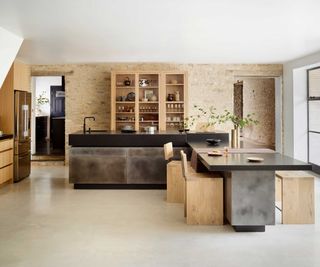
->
139 79 150 87
126 92 135 101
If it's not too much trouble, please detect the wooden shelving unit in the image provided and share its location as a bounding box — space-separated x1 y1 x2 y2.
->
163 72 188 131
111 71 187 131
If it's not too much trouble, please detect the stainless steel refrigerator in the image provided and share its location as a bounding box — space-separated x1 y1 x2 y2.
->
14 90 31 182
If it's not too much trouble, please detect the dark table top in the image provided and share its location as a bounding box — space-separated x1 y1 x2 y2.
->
198 152 312 171
188 141 311 171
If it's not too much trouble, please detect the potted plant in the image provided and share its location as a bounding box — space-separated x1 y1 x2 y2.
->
35 91 49 116
219 110 258 147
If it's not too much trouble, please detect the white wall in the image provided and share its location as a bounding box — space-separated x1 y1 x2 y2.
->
283 50 320 160
35 76 62 116
0 27 23 88
293 68 308 161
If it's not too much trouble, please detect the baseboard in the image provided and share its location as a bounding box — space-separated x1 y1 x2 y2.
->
74 184 167 190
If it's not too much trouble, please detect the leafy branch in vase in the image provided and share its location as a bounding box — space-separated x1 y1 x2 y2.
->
218 110 259 129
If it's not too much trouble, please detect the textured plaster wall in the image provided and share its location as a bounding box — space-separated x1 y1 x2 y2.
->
31 63 282 162
242 78 275 147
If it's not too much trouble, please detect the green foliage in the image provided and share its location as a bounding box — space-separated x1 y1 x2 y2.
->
35 91 49 115
36 91 49 106
219 109 259 129
183 105 220 129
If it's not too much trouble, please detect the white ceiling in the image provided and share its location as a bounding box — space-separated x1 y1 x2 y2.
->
0 0 320 64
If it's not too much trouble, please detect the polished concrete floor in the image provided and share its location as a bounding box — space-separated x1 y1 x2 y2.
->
0 166 320 267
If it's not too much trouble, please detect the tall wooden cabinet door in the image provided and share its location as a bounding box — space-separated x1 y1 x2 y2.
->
13 61 31 92
0 65 14 134
159 73 166 131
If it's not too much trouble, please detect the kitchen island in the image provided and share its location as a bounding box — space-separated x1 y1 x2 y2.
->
68 131 229 188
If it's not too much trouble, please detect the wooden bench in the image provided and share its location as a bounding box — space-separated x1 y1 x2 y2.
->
164 142 185 203
180 150 223 225
276 171 315 224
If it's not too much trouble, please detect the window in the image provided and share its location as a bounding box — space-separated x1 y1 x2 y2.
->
307 67 320 166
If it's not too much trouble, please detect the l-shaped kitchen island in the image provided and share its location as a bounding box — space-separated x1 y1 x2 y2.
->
69 130 312 232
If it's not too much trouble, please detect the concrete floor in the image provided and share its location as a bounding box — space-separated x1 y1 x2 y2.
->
0 166 320 267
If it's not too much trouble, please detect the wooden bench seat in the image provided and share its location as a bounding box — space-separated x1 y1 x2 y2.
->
164 143 185 203
180 150 223 225
276 171 315 224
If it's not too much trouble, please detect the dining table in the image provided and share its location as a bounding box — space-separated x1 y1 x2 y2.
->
188 141 312 232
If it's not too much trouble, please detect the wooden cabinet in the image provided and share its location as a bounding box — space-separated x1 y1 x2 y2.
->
111 71 187 131
0 139 14 185
13 61 31 92
0 61 30 133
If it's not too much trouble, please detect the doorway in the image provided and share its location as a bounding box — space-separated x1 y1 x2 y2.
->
31 76 65 161
233 77 276 150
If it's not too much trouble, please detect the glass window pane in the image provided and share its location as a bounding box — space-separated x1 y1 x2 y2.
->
309 101 320 132
309 132 320 165
309 68 320 97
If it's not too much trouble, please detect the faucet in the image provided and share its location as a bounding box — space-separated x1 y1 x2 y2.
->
83 116 95 134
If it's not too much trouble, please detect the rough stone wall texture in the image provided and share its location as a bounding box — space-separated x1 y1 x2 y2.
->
31 63 282 162
242 78 275 147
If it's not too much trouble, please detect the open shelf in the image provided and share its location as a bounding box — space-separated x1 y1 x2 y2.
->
111 71 187 131
116 86 135 89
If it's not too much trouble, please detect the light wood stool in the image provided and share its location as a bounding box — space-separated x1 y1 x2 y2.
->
276 171 315 224
164 142 185 203
180 150 223 225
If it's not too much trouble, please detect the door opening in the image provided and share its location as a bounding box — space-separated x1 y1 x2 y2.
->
31 76 65 161
233 77 276 150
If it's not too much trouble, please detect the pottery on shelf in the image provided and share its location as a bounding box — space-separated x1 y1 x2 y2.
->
124 77 131 86
150 95 157 101
139 79 150 87
167 94 174 101
175 91 180 101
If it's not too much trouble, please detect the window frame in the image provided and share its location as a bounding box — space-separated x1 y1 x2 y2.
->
307 67 320 170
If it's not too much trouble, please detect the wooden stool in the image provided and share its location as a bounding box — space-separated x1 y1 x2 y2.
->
180 151 223 225
164 142 185 203
276 171 315 224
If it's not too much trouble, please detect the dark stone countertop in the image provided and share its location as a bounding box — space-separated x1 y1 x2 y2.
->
69 131 229 147
0 134 14 141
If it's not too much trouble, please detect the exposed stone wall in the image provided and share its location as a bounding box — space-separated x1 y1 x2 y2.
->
31 63 282 162
242 78 275 147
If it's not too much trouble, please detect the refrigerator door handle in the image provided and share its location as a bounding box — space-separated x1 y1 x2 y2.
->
22 105 29 137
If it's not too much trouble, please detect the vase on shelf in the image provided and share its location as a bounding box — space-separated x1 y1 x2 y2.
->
231 127 240 148
175 91 180 101
167 94 174 101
